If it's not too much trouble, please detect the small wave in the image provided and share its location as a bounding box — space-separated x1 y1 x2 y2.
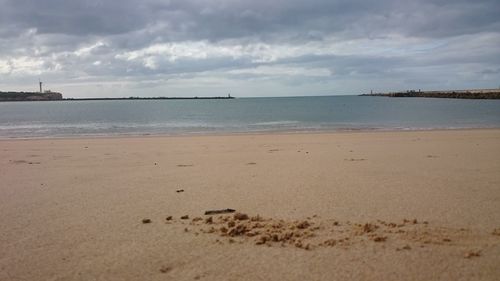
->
249 120 300 126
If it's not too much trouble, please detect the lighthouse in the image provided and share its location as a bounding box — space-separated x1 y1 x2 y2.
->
39 79 43 93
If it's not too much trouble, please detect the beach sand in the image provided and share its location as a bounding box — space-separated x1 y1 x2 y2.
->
1 129 499 280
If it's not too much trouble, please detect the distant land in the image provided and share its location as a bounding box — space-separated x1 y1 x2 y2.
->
0 91 63 101
360 89 500 99
0 91 235 102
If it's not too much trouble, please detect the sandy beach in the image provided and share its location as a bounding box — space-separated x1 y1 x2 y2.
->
1 129 499 281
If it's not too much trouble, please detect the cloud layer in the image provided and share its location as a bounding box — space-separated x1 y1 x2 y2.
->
1 0 499 97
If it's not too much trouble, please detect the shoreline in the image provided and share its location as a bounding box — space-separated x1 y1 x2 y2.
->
1 126 500 141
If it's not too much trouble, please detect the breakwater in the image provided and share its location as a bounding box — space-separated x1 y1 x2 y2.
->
63 96 235 101
361 89 500 99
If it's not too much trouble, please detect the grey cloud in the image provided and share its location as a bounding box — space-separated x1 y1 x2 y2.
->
2 0 499 41
0 0 150 36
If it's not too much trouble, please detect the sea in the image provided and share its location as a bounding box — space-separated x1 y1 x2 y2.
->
1 96 499 138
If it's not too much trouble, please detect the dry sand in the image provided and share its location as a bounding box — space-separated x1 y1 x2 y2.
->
1 129 499 280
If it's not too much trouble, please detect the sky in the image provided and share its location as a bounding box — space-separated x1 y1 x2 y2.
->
0 0 499 98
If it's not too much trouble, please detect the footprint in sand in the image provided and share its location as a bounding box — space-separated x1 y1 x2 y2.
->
10 160 41 165
344 158 366 162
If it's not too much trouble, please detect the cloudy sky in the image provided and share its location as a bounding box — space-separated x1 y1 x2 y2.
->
0 0 499 98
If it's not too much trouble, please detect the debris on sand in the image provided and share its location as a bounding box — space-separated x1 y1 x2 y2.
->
464 251 481 259
344 158 366 162
204 208 236 215
166 216 173 221
142 218 152 224
176 189 184 193
180 215 189 220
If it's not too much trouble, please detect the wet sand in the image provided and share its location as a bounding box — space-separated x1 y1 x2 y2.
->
1 129 499 280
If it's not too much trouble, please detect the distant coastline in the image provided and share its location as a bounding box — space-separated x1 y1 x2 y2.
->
360 89 500 99
0 91 235 102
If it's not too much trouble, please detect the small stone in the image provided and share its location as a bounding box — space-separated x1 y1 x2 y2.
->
205 217 213 224
228 224 248 236
166 216 173 221
372 236 387 242
250 215 263 222
295 240 303 248
464 251 481 258
234 213 249 220
296 221 310 229
323 239 337 246
256 235 268 245
362 223 378 233
142 218 152 224
159 266 172 273
181 215 189 220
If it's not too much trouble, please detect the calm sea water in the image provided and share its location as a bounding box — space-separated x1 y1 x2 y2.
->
1 96 499 138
